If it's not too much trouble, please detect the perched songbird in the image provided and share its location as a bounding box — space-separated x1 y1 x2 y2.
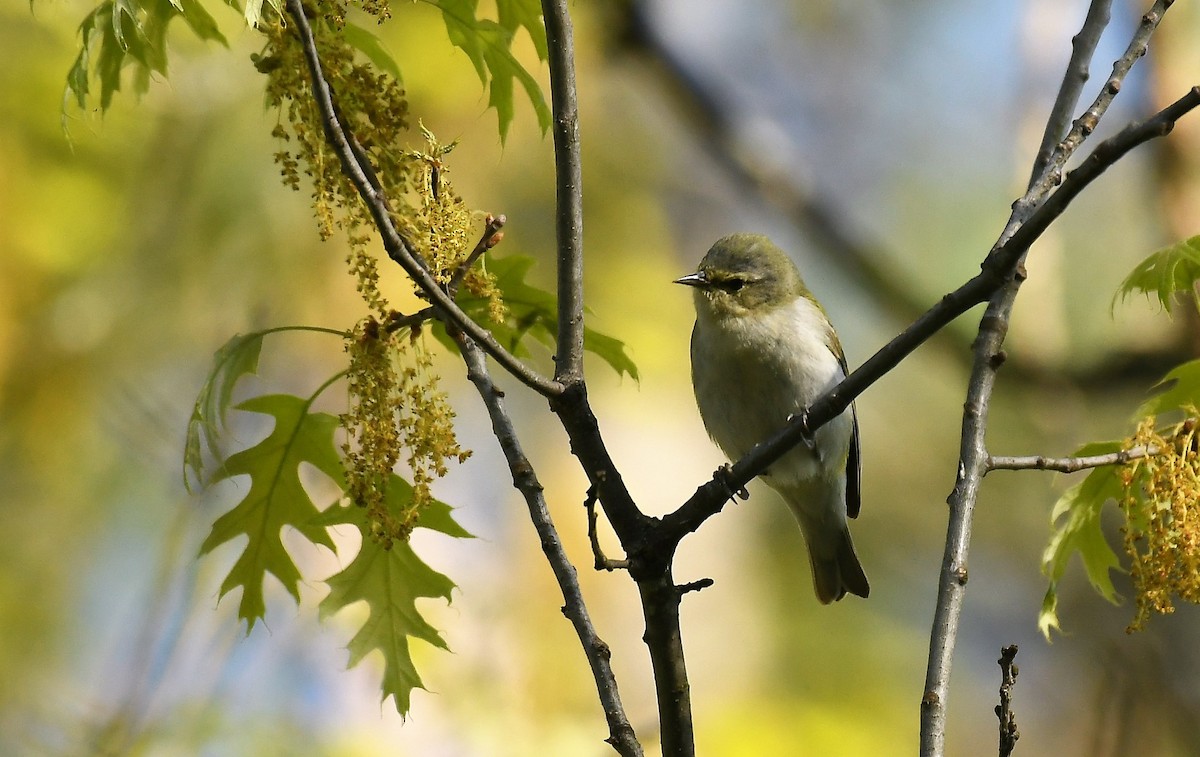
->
676 233 869 603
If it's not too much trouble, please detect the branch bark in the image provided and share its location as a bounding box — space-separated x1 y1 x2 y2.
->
1029 0 1114 186
987 445 1156 473
543 0 587 384
453 329 642 757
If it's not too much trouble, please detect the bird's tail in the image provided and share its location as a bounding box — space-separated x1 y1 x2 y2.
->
808 527 870 604
779 481 870 604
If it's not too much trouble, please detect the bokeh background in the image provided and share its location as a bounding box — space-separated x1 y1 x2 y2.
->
4 0 1200 754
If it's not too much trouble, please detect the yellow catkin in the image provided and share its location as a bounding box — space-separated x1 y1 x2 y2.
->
1121 414 1200 631
257 5 507 546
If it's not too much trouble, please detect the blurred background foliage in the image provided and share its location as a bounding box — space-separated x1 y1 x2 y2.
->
3 0 1200 754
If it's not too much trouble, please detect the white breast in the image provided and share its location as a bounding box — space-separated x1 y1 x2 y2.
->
691 296 851 486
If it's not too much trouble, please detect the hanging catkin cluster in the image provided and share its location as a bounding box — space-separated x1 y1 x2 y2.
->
252 3 503 545
1120 414 1200 631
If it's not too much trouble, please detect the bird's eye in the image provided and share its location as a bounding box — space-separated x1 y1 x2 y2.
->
722 278 745 292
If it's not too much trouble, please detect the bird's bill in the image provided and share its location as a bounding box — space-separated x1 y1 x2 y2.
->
673 271 710 288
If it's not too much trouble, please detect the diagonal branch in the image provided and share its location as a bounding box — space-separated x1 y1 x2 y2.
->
452 329 643 757
542 0 587 384
661 84 1200 545
282 0 563 399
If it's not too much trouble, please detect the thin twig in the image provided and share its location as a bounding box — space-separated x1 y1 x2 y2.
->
448 213 506 296
542 0 586 384
282 0 562 399
1029 0 1114 186
1023 0 1173 208
996 645 1020 757
586 486 630 571
382 306 436 334
452 329 642 757
921 272 1020 757
987 445 1157 473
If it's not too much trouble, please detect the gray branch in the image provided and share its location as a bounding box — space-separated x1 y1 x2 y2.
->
543 0 587 384
988 445 1156 473
921 4 1180 754
453 330 642 757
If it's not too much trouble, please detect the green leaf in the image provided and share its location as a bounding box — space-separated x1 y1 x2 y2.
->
344 22 403 83
185 331 264 489
496 0 547 60
313 476 470 713
1039 442 1126 639
199 394 341 631
178 0 228 45
433 0 551 141
241 0 282 29
1114 235 1200 315
584 328 640 384
64 0 229 120
436 253 639 381
1136 359 1200 419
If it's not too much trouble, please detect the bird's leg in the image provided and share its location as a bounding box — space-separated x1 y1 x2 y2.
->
787 410 821 462
715 464 750 502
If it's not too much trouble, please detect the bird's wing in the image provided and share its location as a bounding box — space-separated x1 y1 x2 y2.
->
834 349 862 520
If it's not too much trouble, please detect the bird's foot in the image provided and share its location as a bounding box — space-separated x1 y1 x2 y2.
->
715 464 750 502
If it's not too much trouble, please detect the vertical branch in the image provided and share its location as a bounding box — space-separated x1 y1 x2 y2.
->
920 276 1019 757
996 645 1020 757
638 574 693 757
920 4 1178 754
542 0 587 384
453 330 643 757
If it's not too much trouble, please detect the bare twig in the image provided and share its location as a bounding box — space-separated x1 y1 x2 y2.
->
988 445 1157 473
447 213 506 296
1029 0 1114 186
382 306 436 334
1022 0 1174 215
996 645 1020 757
282 0 562 399
921 272 1020 757
586 486 630 571
452 329 642 757
542 0 586 384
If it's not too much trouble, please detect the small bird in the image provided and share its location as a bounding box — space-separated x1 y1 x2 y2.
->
676 233 869 603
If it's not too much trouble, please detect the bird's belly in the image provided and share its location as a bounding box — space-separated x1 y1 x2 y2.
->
692 325 850 485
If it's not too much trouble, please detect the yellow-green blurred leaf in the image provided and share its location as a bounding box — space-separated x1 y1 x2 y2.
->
1040 442 1126 639
1114 235 1200 315
434 0 550 142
